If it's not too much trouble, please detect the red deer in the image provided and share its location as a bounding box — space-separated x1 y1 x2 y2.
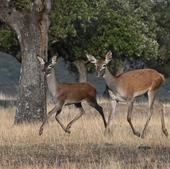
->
38 56 107 135
87 51 168 138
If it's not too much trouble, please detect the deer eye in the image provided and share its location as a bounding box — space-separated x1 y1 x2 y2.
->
102 64 106 68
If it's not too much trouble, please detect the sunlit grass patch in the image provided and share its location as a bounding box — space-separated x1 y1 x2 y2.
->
0 98 170 169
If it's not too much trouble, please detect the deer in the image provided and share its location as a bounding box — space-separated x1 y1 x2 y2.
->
86 51 168 138
37 55 107 135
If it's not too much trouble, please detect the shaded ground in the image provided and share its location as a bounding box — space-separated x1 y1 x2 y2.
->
1 143 170 168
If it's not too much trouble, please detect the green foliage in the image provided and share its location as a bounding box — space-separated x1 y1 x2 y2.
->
86 10 158 60
153 1 170 60
50 0 106 40
0 0 170 65
50 0 159 62
10 0 32 11
0 25 16 52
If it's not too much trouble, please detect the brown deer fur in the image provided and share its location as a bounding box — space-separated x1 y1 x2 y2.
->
87 51 168 138
38 56 107 135
55 82 97 104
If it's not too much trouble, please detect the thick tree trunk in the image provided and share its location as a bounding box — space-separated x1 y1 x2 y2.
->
14 7 50 123
15 43 46 123
0 0 51 123
73 60 87 82
103 86 110 99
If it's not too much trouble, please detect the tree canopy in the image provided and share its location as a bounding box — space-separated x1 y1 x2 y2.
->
0 0 170 66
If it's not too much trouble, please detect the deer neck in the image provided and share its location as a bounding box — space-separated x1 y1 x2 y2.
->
46 68 59 99
103 67 117 92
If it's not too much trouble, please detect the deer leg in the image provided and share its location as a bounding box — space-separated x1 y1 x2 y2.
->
49 101 71 133
65 103 85 133
127 100 140 137
39 105 59 136
87 98 107 129
160 103 168 137
141 90 156 138
105 100 117 133
54 108 69 133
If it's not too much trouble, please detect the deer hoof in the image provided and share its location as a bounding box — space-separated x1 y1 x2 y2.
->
134 131 141 138
65 129 71 134
65 125 71 134
163 129 169 137
140 133 145 139
39 128 43 136
104 128 111 136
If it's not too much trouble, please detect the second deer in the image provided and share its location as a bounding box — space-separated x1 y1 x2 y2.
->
38 56 107 135
87 51 168 138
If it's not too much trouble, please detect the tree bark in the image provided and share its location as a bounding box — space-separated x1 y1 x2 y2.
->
73 60 87 82
103 85 110 99
0 0 51 123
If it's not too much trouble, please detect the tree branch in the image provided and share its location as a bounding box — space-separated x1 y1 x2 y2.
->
33 0 51 15
32 0 51 61
0 0 23 35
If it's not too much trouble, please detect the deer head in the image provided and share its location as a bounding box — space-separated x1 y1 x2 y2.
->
86 51 112 77
38 55 57 76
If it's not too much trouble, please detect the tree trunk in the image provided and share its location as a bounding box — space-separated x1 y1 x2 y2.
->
15 5 50 123
15 38 47 123
73 60 87 82
0 0 51 123
103 85 110 99
115 59 125 76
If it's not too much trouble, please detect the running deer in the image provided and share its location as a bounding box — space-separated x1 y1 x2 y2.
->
86 51 168 138
38 56 107 135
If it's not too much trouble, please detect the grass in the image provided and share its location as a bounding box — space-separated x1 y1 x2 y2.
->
0 99 170 169
0 93 16 101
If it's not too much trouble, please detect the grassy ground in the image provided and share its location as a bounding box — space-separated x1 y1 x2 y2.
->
0 99 170 169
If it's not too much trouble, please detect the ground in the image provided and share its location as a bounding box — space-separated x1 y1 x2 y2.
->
0 99 170 169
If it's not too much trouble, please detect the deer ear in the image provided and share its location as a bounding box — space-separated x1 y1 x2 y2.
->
86 54 97 64
105 51 112 64
37 56 45 66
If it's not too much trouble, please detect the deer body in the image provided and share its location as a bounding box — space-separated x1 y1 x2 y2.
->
87 51 168 138
104 67 164 101
57 83 96 104
38 56 107 135
48 74 96 105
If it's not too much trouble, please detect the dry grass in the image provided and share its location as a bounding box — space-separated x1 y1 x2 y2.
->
0 99 170 169
0 93 16 101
